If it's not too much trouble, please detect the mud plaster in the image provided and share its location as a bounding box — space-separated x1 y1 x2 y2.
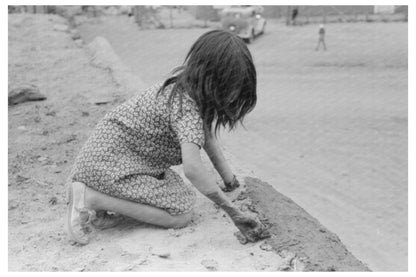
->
242 177 371 271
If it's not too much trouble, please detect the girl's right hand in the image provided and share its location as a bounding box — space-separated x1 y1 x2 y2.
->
222 175 240 192
231 212 270 242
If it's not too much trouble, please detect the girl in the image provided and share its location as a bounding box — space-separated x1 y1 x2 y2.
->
315 24 327 51
67 30 268 245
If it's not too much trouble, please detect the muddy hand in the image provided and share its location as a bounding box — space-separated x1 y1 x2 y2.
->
222 175 240 192
232 212 270 242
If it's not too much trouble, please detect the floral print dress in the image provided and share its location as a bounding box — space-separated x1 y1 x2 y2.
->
70 83 205 215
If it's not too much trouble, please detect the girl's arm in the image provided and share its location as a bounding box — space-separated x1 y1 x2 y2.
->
203 132 240 191
181 142 266 242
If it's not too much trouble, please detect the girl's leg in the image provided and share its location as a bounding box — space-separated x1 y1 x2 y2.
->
84 185 193 228
66 182 192 244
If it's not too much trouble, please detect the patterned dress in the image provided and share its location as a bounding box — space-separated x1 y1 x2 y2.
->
71 83 205 215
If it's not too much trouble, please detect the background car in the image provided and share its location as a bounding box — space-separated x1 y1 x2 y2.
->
220 5 267 43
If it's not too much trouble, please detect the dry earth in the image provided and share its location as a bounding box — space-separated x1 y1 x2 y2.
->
8 13 382 272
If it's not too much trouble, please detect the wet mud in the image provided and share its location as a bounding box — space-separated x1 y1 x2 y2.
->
242 177 371 271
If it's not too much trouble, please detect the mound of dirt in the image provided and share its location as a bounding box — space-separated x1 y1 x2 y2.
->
243 177 370 271
87 36 147 99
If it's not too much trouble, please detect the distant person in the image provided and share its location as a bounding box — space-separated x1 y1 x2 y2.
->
66 30 269 245
291 8 298 25
316 24 327 51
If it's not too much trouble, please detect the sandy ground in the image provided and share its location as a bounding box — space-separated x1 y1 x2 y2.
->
8 14 289 272
78 15 408 271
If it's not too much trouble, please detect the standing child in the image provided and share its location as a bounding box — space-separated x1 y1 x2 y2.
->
66 30 269 245
316 24 327 51
291 8 299 26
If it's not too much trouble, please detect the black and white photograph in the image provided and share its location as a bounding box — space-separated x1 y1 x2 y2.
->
6 1 411 272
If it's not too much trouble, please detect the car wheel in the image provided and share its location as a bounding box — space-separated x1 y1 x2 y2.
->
247 29 255 44
260 21 267 35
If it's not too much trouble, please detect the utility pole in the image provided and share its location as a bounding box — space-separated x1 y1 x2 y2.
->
169 6 173 28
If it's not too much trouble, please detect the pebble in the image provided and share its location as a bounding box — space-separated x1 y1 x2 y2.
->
201 259 218 271
259 242 273 251
65 134 77 143
53 24 69 32
137 258 149 265
278 264 292 271
152 252 171 259
17 126 27 131
123 264 135 271
16 175 30 183
38 156 47 162
168 228 181 237
157 253 171 259
70 30 81 40
9 84 46 105
49 196 58 205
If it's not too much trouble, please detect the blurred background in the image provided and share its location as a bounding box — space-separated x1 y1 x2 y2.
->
8 5 408 271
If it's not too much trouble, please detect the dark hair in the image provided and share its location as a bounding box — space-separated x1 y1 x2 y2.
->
158 29 257 135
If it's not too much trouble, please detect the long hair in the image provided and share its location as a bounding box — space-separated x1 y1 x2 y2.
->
158 30 257 135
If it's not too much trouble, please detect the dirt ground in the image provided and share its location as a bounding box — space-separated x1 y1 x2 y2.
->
8 12 407 271
78 15 408 271
8 14 289 272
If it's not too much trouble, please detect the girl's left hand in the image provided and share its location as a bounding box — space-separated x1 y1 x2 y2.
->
222 175 240 192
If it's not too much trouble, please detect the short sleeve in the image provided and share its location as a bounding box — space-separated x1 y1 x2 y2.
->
170 95 205 148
